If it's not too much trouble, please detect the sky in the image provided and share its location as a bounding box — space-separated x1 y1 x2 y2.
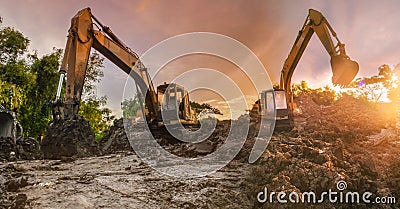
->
1 0 399 118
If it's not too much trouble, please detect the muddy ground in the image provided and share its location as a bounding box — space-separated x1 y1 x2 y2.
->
1 95 399 208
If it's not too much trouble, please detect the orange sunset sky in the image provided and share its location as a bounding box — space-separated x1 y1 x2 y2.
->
1 0 399 117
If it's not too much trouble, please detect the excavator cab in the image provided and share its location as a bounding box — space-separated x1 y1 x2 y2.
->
260 90 294 130
157 83 196 125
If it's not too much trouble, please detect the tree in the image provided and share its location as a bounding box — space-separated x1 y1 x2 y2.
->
82 51 104 98
18 50 62 137
190 101 222 115
0 19 32 110
79 96 114 140
348 64 397 103
0 24 29 64
121 93 143 118
290 81 338 106
0 18 63 137
292 80 311 97
77 50 114 138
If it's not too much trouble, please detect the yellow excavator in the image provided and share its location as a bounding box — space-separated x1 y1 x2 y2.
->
252 9 359 130
51 8 196 126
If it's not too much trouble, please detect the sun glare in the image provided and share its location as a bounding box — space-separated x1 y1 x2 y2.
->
392 75 398 88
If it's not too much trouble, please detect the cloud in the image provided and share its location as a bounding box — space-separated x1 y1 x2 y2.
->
1 0 400 116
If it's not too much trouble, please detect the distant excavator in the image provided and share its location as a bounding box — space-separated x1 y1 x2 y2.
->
51 8 197 127
252 9 359 130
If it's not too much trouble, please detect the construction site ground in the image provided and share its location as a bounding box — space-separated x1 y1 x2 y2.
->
1 95 399 208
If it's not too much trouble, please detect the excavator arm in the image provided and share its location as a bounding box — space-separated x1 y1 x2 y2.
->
54 8 158 123
280 9 359 110
253 9 359 130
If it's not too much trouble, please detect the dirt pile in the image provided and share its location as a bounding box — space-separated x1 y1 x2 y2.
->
296 94 386 142
100 119 132 154
247 133 379 208
0 137 40 161
160 120 232 157
41 118 100 159
100 118 233 158
246 94 399 208
0 137 17 162
0 164 30 209
16 137 41 160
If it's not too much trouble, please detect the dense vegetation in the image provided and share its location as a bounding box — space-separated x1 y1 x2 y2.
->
0 17 113 139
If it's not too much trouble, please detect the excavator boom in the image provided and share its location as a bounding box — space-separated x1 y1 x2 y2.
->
280 9 359 92
280 9 358 111
255 9 359 130
54 8 158 123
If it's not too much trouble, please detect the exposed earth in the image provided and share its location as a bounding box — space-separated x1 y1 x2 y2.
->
1 95 399 208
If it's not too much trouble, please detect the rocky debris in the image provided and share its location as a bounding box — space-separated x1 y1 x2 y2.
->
245 94 399 208
159 120 232 157
298 95 386 142
0 137 42 161
16 137 41 160
0 153 251 208
41 118 100 159
100 118 233 158
0 137 17 162
246 133 380 208
100 119 132 154
0 164 30 209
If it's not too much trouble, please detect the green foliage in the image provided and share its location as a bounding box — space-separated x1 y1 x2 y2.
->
190 101 222 115
78 96 114 140
291 80 337 106
0 20 33 110
18 50 62 137
121 94 142 118
0 25 29 64
347 64 397 103
0 18 113 139
83 51 105 97
78 50 114 138
292 80 311 97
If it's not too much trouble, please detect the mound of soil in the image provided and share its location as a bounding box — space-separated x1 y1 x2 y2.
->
100 119 132 154
0 137 17 162
16 137 41 160
41 118 100 159
0 164 29 209
246 94 399 208
295 94 386 142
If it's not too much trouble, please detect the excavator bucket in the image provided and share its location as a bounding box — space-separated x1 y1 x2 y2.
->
330 55 359 86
